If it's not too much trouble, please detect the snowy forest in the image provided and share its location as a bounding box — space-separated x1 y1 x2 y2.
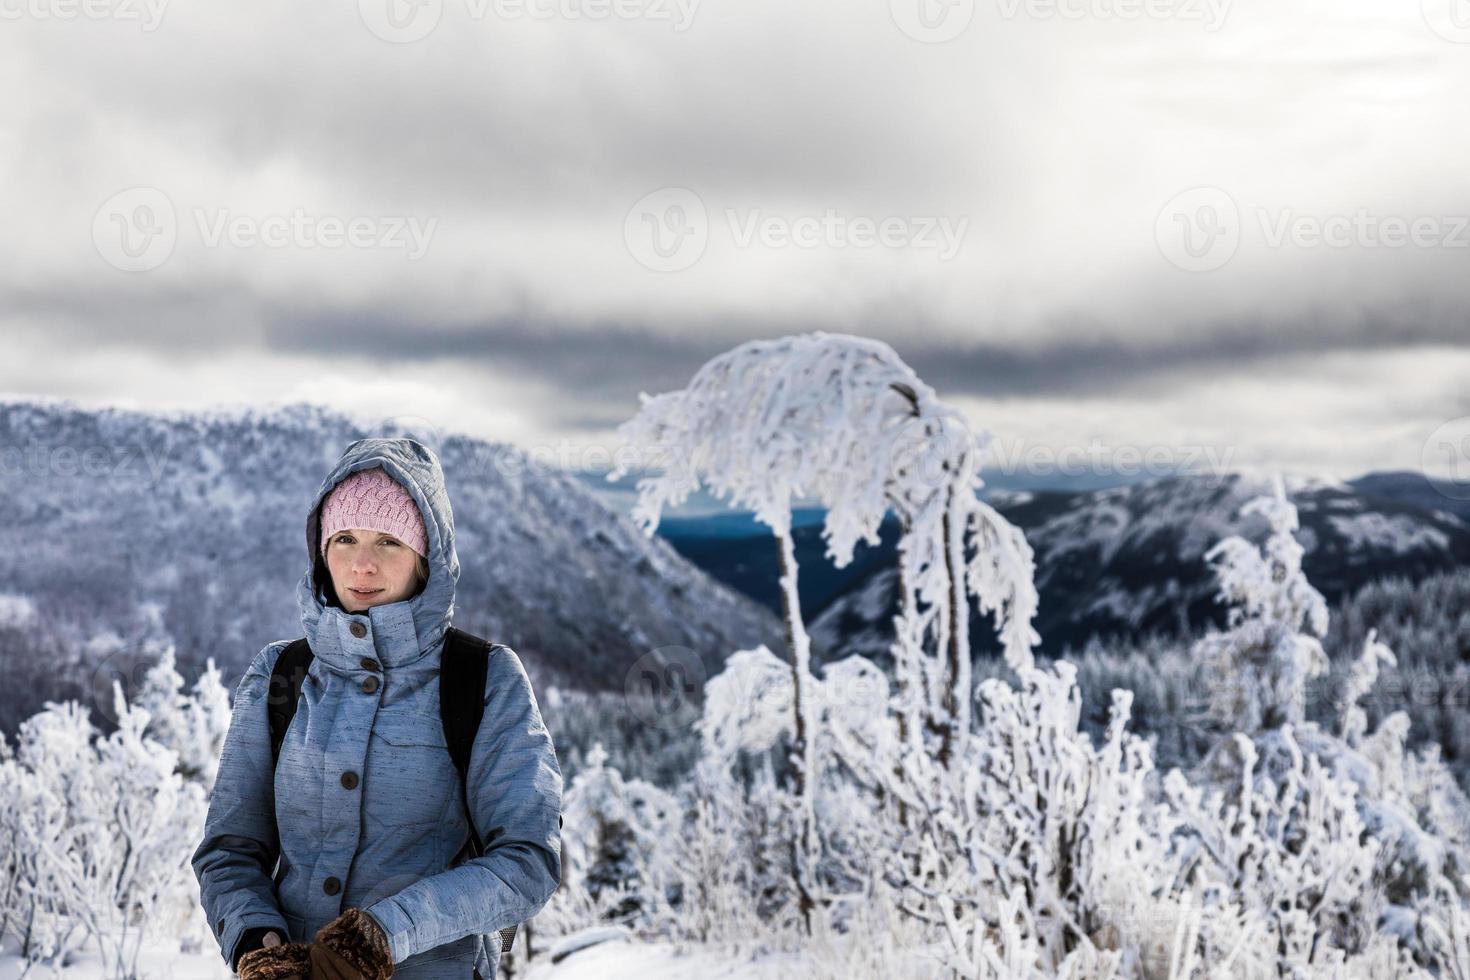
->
2 332 1468 979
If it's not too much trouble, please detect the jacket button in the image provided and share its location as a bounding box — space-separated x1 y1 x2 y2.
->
362 676 380 694
341 770 359 789
360 657 380 671
349 622 367 639
323 876 341 896
216 918 224 935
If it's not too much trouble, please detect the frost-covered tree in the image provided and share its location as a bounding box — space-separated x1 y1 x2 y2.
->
1181 480 1470 970
43 684 207 979
1 700 95 970
609 331 1039 927
1191 473 1329 732
130 646 232 792
554 742 682 931
124 646 231 953
0 676 211 979
1338 628 1396 750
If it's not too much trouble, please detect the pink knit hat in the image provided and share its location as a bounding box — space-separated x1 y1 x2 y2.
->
318 467 428 559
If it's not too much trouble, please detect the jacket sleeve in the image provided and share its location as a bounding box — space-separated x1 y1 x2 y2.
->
191 641 292 970
364 646 564 963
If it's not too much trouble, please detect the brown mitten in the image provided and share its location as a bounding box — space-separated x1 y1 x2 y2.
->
238 939 311 980
308 908 394 980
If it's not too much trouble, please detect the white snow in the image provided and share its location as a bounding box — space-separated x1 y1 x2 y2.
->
1328 512 1450 554
524 940 806 980
0 593 36 628
0 934 803 980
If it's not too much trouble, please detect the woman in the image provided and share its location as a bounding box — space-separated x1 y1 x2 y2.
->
192 437 564 980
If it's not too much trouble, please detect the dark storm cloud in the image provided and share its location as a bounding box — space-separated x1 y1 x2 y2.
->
10 265 1469 412
259 300 1470 409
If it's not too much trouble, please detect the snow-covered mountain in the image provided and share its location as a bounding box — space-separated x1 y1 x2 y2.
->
0 399 783 731
799 472 1470 664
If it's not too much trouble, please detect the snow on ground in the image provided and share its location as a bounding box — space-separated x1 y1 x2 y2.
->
1327 512 1450 555
2 927 943 980
523 937 808 980
1 933 810 980
0 932 231 980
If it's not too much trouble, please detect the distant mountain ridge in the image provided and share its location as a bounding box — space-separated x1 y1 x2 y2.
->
604 470 1470 666
0 398 784 728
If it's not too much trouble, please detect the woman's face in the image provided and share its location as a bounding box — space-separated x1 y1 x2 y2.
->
324 528 424 612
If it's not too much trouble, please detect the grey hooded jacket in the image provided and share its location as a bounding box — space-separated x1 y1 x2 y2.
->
191 437 564 979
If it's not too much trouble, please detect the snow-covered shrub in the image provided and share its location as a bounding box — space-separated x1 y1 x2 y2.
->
129 647 232 792
814 476 1470 976
0 670 213 978
669 761 799 944
553 743 682 931
1191 474 1329 733
831 658 1215 978
126 647 231 955
0 741 87 969
1185 484 1470 950
1168 728 1386 966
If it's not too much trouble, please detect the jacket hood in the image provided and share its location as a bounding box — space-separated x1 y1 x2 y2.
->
297 437 459 669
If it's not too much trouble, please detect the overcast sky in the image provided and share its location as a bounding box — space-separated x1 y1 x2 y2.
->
3 0 1469 487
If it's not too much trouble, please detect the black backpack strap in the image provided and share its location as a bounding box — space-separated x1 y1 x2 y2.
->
268 639 314 766
440 626 496 854
440 627 521 956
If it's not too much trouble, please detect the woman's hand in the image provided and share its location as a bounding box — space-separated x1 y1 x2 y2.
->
307 907 394 980
237 935 310 980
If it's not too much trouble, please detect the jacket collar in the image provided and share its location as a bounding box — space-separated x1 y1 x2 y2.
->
295 437 459 674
